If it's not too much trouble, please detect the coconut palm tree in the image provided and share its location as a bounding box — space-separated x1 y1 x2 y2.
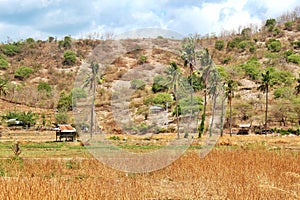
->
165 62 182 139
225 79 236 136
258 70 272 130
84 62 102 138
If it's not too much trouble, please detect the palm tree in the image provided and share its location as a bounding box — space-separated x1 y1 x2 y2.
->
84 62 101 138
225 79 236 136
258 70 272 130
0 78 8 97
181 35 201 137
165 62 182 139
295 73 300 95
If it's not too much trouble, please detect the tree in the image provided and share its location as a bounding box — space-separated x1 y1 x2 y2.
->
84 62 103 138
225 79 237 136
181 35 201 137
258 70 272 130
165 62 182 139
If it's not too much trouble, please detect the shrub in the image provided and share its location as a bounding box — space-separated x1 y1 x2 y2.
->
55 112 69 124
0 58 9 69
265 18 276 31
240 58 261 80
59 36 72 49
249 45 256 53
2 110 37 127
25 38 35 43
14 66 33 80
287 54 300 64
215 40 225 51
241 28 251 40
152 93 173 108
266 39 281 52
270 68 294 86
284 21 294 31
38 82 52 93
237 41 248 50
152 75 168 93
130 79 146 90
273 87 293 99
222 56 231 64
227 37 242 50
138 55 147 64
1 44 20 56
63 50 76 66
57 91 72 112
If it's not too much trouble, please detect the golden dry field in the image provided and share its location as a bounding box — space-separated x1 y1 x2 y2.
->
0 134 299 199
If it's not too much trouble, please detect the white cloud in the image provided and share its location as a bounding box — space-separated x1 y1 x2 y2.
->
0 0 299 41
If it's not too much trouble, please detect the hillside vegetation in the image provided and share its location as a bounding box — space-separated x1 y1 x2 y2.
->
0 10 300 135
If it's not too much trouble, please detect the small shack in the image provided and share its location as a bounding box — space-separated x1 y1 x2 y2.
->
53 124 77 141
237 124 251 135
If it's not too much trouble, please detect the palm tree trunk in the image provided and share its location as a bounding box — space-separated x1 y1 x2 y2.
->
229 97 232 137
90 80 96 139
265 85 268 130
175 83 180 139
188 64 193 138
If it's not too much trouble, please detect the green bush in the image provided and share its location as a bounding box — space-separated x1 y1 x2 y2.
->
59 36 72 49
14 66 33 80
215 40 225 51
241 28 251 40
237 41 248 50
152 75 168 93
2 110 37 127
57 91 72 111
1 44 20 56
0 58 9 69
287 54 300 64
284 21 294 31
249 45 256 53
269 68 294 86
63 50 76 65
138 55 147 64
152 93 173 108
240 58 261 80
273 87 293 99
266 39 281 52
227 37 242 50
222 56 231 64
130 79 146 90
38 82 52 93
55 112 69 124
265 18 276 31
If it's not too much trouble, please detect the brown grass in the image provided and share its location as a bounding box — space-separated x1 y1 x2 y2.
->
0 148 299 199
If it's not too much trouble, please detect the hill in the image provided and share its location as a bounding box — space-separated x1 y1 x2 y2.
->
0 14 300 135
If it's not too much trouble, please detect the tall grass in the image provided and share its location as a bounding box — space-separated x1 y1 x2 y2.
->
0 148 299 199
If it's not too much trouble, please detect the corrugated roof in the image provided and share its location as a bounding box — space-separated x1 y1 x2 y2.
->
58 125 76 132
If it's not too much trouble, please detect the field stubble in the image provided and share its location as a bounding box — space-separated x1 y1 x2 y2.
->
0 143 299 199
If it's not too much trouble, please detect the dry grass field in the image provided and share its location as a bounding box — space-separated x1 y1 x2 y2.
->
0 135 299 199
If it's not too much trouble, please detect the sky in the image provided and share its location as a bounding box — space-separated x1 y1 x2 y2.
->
0 0 299 42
